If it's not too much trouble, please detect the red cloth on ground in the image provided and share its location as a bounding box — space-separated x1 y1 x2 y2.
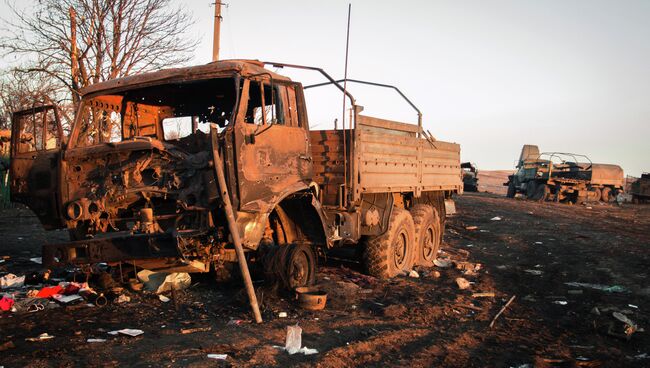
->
0 296 14 311
36 285 63 298
63 283 80 295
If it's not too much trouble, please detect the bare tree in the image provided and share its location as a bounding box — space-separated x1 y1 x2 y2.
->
1 0 199 107
0 67 64 130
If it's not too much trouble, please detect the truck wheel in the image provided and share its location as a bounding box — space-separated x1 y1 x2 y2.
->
601 187 612 202
526 181 538 200
506 182 516 198
364 208 416 278
410 204 441 266
534 183 549 202
284 244 316 289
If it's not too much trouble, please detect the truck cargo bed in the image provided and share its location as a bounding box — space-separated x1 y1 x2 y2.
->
311 115 461 206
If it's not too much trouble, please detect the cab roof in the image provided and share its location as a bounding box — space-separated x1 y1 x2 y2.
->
80 60 293 97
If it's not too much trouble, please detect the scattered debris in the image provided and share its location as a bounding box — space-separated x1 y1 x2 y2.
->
0 274 25 289
285 325 302 355
87 338 106 343
108 329 144 337
29 257 42 264
52 294 83 304
25 333 54 342
431 270 441 278
465 226 478 230
472 292 495 298
0 296 14 311
553 300 568 305
0 340 15 352
434 259 452 268
278 312 288 318
489 295 516 328
207 354 228 360
456 261 482 275
612 312 641 338
137 270 191 294
158 295 170 303
36 285 63 298
564 282 627 293
524 269 543 276
534 241 543 245
455 277 471 290
490 216 502 221
115 295 131 304
180 327 211 334
408 270 419 278
628 304 638 309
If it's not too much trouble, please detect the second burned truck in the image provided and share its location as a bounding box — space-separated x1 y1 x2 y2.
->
10 60 462 292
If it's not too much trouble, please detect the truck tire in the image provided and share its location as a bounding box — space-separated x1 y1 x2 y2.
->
283 244 317 289
506 182 516 198
410 204 441 266
526 181 538 200
363 207 416 278
601 187 612 202
532 183 548 201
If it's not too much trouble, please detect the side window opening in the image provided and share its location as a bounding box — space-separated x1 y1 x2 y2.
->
245 81 284 125
16 108 61 153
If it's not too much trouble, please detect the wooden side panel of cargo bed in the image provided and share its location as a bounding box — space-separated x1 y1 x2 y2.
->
355 115 461 198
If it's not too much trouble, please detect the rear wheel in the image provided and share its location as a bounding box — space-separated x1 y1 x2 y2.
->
363 207 416 278
601 187 612 202
588 187 601 202
410 204 441 266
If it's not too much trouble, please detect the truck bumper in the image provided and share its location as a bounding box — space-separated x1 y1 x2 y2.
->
42 233 181 267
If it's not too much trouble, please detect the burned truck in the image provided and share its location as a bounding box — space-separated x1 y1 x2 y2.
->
461 162 479 192
630 173 650 204
10 60 461 290
505 144 624 203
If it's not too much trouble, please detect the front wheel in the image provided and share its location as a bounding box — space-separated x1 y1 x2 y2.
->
284 244 317 289
506 181 516 198
363 208 416 279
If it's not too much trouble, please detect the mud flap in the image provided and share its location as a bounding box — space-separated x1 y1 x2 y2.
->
444 199 457 217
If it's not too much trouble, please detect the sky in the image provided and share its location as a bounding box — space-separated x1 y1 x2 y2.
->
1 0 649 176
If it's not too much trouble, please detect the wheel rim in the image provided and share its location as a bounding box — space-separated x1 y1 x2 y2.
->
393 231 408 268
288 250 310 288
422 226 435 260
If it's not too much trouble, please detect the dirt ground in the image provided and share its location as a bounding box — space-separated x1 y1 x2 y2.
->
1 192 649 368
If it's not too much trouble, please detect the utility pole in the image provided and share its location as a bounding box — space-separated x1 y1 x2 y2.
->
212 2 222 62
69 6 80 107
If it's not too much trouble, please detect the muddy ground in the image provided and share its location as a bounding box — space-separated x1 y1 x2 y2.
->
1 193 649 368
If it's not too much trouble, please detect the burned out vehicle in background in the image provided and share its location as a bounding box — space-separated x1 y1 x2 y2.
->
505 145 624 203
630 173 650 204
461 162 478 192
10 60 462 294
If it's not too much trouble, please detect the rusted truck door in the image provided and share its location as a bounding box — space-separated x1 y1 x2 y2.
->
10 105 64 229
234 80 312 211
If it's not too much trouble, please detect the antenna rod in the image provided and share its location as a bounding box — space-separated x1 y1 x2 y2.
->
212 2 222 61
341 3 351 207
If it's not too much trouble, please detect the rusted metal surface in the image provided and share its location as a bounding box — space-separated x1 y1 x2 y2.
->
505 144 625 203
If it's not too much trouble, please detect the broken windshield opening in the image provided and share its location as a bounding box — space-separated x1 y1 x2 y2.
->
73 78 238 148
